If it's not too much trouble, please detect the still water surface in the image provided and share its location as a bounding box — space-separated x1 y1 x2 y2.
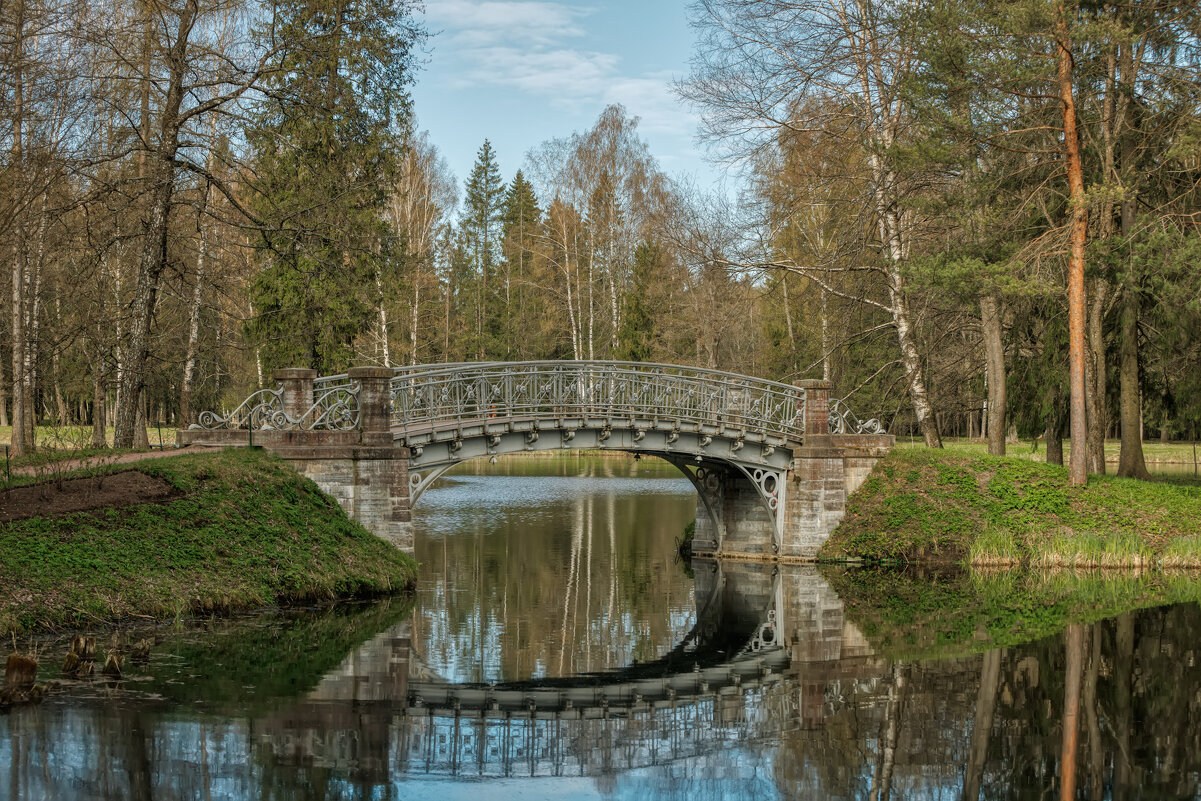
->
2 454 1201 799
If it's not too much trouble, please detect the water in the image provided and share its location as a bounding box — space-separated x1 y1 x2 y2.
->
3 454 1201 799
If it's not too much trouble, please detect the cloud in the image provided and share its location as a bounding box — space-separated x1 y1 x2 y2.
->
426 1 591 47
427 1 696 137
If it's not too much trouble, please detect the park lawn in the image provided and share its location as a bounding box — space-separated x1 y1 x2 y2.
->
822 447 1201 566
896 435 1201 466
0 448 417 635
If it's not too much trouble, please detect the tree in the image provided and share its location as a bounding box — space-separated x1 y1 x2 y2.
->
247 0 423 375
616 242 660 362
680 0 945 448
500 170 543 359
460 140 506 360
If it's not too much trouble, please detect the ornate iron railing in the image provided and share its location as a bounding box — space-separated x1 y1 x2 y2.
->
198 361 886 439
829 398 885 435
197 381 360 431
389 361 806 438
197 388 284 430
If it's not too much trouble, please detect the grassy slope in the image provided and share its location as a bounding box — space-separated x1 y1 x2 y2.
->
0 448 417 635
822 448 1201 566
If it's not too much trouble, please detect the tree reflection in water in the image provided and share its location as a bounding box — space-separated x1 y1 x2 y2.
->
5 457 1201 799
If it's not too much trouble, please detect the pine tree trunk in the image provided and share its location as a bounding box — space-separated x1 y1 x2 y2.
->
1057 9 1090 486
980 295 1006 456
1086 279 1107 474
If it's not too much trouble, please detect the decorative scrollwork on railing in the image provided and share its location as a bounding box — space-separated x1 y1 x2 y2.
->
389 361 807 439
301 383 360 431
829 398 885 435
195 383 360 431
196 388 284 430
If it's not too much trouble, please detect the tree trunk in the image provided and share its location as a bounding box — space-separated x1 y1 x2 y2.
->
1082 625 1103 800
1057 9 1089 486
1116 287 1149 478
980 295 1006 456
1046 413 1065 466
870 661 906 801
1112 614 1133 801
9 1 27 457
114 1 197 447
1086 279 1107 474
91 342 107 448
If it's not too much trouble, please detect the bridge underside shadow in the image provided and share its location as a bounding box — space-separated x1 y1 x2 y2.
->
402 416 793 554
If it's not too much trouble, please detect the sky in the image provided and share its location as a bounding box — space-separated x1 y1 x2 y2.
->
408 0 731 200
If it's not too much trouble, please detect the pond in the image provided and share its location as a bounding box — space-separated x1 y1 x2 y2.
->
3 453 1200 799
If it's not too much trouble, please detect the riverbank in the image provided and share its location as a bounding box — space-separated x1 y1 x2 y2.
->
0 448 417 635
822 448 1201 566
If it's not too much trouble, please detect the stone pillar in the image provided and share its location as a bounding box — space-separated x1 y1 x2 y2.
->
348 367 393 444
782 379 845 559
796 379 831 441
275 368 317 422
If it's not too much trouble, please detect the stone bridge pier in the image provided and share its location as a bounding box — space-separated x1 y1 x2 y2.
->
689 380 892 560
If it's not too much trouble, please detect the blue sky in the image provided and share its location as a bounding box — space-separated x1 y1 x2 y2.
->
409 0 729 199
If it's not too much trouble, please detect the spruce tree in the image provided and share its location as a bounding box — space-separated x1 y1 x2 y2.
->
616 242 659 363
461 140 506 359
246 0 422 374
500 171 542 358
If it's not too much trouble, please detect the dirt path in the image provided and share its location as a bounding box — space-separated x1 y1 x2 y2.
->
11 445 222 477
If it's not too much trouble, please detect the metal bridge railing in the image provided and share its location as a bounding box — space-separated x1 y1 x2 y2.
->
388 361 807 439
195 361 884 437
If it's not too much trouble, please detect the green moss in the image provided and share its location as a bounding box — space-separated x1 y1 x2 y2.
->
0 448 417 635
823 448 1201 565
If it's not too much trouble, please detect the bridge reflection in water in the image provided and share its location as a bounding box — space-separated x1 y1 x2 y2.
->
256 561 880 782
7 564 1201 798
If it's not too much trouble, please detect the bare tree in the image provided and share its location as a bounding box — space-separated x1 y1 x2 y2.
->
679 0 944 447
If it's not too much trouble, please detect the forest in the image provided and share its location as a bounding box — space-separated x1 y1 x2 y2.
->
2 0 1199 485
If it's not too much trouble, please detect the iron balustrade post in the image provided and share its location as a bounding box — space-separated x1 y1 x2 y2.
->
275 369 317 423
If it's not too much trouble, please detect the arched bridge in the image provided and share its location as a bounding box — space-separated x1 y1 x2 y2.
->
182 361 894 559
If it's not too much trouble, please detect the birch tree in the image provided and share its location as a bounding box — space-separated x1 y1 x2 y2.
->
680 0 945 447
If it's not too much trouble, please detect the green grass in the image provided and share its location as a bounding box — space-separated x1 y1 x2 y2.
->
0 448 417 635
0 425 175 449
897 435 1201 465
825 564 1201 661
823 447 1201 565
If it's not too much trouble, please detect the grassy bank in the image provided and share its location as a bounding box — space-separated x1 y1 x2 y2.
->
0 448 417 635
822 448 1201 566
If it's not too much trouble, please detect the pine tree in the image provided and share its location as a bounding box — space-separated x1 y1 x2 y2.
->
460 140 506 359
